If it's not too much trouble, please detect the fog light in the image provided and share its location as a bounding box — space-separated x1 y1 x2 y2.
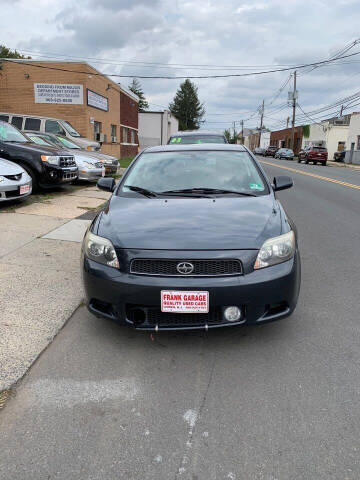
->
224 306 241 322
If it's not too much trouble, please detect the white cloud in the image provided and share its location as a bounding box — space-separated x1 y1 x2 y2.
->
1 0 360 131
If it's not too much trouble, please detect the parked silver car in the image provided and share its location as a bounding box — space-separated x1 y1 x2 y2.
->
27 133 119 175
0 157 32 202
26 133 106 182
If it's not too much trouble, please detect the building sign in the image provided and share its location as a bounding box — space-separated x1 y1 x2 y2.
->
87 89 108 111
34 84 83 104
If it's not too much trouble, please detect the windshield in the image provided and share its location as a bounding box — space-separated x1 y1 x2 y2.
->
170 135 226 144
27 135 52 146
61 120 81 137
121 150 268 196
0 121 29 143
312 147 327 152
55 135 81 149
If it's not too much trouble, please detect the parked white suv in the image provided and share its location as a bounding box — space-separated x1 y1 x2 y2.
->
0 112 100 151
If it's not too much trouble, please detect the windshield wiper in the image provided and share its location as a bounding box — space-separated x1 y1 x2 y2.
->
124 185 158 198
161 188 257 197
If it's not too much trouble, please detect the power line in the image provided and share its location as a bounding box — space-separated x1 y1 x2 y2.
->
4 50 360 79
10 47 352 70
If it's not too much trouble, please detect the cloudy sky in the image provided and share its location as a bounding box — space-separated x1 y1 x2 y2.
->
2 0 360 132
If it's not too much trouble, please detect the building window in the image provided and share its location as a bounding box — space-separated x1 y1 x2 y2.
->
111 125 117 143
94 121 102 141
357 136 360 150
130 129 136 144
122 127 128 143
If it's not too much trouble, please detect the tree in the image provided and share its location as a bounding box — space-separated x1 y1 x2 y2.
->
224 128 238 144
0 45 31 59
169 79 205 130
128 78 149 112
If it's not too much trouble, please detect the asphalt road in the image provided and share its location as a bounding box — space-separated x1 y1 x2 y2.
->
1 158 360 479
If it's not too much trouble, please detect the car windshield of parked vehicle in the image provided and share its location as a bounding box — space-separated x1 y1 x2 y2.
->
0 121 29 143
27 134 52 146
61 120 81 137
55 136 82 149
122 150 268 196
170 135 226 144
280 149 293 154
311 147 327 152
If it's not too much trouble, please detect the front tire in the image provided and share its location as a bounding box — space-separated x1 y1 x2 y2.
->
18 163 38 192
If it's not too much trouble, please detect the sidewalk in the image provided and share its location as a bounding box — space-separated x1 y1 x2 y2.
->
0 185 111 391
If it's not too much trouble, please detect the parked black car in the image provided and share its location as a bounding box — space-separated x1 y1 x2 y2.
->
168 130 228 144
0 120 78 190
82 144 301 331
333 150 345 162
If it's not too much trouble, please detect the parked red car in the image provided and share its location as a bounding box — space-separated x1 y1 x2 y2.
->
298 146 328 166
264 146 278 157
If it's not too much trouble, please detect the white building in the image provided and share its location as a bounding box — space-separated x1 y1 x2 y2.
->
345 112 360 164
138 110 179 149
301 116 349 160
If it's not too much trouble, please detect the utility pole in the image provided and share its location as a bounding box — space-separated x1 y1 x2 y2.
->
290 71 297 151
233 121 236 143
258 99 264 148
339 104 344 118
241 120 244 144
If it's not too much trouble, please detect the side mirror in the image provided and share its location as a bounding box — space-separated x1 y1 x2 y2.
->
97 177 116 192
272 175 293 192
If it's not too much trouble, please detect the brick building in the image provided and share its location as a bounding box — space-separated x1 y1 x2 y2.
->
0 59 139 158
270 126 303 154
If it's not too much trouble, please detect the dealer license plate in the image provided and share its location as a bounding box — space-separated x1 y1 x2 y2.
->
20 184 30 195
161 290 209 313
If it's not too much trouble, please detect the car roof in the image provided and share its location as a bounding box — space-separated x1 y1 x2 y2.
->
143 144 248 153
170 130 225 137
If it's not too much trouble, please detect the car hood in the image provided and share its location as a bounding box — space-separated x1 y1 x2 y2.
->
72 153 102 165
97 195 282 250
4 141 69 156
0 157 25 175
79 151 117 163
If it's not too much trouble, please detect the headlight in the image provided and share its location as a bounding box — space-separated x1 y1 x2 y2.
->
83 230 119 268
82 161 96 169
254 231 295 270
41 155 60 165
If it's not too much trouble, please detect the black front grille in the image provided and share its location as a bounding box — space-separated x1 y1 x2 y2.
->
95 162 103 168
5 188 20 198
4 173 22 181
59 156 76 167
127 306 223 327
130 259 242 276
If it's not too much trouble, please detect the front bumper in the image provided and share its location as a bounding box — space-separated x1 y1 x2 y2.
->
0 179 32 202
39 165 78 188
78 168 104 181
104 164 118 175
82 249 301 331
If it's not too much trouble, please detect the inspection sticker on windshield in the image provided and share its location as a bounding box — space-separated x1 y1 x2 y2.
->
249 183 263 190
161 290 209 313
